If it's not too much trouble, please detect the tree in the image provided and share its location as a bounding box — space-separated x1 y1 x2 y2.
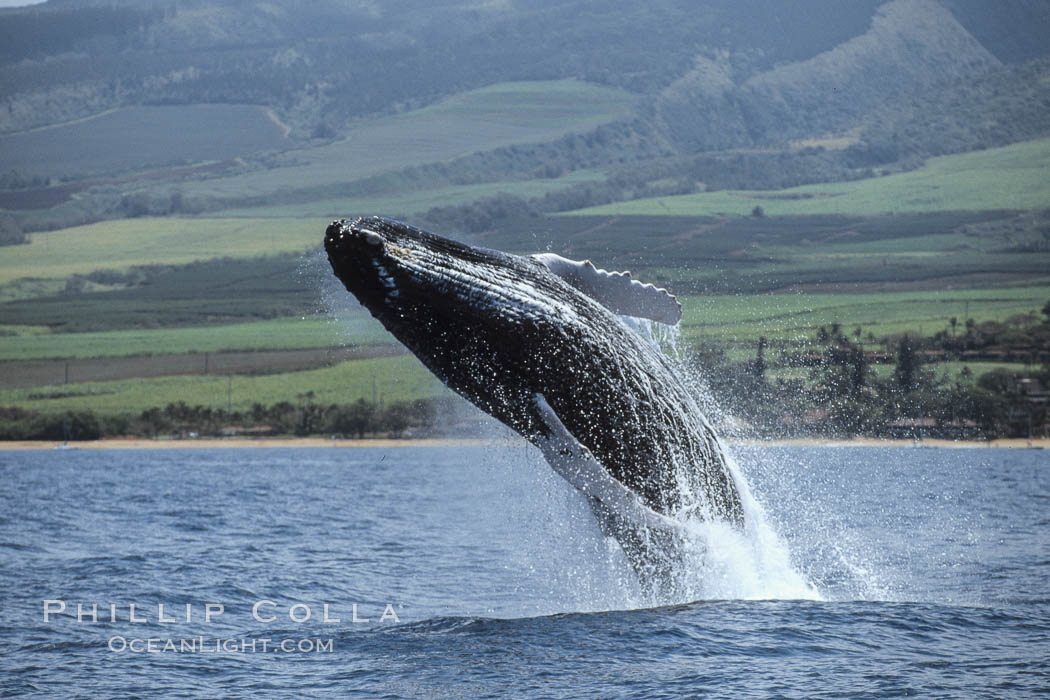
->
749 336 767 378
849 346 869 393
0 214 25 246
977 368 1015 395
894 334 920 393
380 402 413 438
329 399 375 439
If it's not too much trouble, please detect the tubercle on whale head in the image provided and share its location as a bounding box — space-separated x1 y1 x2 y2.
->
324 218 394 325
324 216 467 321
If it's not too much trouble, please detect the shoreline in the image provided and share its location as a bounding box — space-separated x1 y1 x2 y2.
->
0 437 1046 451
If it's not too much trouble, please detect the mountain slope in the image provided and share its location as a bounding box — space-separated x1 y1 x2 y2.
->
656 0 1002 153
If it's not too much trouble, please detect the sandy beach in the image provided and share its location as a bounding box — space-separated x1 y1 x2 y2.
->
1 437 1046 450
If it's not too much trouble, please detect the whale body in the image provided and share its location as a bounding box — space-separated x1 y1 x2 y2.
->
324 216 743 589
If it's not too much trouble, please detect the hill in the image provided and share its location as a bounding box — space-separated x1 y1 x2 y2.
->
654 0 1000 152
1 0 1049 237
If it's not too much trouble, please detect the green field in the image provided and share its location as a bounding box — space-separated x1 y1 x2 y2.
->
222 169 606 219
868 361 1033 382
0 104 289 179
769 361 1031 384
0 217 326 285
4 286 1044 362
477 210 1050 294
681 287 1050 346
0 355 446 416
566 138 1050 217
412 80 636 127
0 315 392 361
2 116 1047 421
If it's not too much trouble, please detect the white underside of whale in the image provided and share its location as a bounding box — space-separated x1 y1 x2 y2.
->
532 393 683 534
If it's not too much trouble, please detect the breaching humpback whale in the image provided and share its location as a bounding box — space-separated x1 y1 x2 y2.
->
324 216 743 590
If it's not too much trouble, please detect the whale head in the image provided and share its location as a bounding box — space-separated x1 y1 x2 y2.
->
324 216 575 337
324 216 593 426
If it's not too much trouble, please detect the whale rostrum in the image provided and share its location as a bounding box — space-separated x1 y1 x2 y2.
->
324 216 743 590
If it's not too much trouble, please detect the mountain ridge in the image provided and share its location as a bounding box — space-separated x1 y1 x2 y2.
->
655 0 1003 153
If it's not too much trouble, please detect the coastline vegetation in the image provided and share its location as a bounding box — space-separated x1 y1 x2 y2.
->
693 309 1050 440
0 397 445 442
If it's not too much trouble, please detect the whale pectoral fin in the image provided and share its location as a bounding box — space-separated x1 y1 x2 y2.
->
531 394 681 533
532 253 682 326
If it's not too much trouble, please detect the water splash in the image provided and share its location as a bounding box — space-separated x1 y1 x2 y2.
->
318 255 824 607
621 314 822 603
497 441 821 614
673 451 822 601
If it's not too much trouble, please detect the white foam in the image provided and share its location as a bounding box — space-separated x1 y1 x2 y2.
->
673 450 822 601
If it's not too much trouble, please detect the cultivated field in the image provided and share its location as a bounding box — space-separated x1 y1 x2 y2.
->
0 344 406 390
0 315 390 361
4 286 1045 361
0 354 445 415
2 100 1047 421
0 104 289 179
479 210 1050 294
680 287 1050 346
169 80 634 203
0 217 326 285
566 138 1050 217
221 169 606 219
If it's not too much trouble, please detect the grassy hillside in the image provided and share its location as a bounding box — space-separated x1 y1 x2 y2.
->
166 80 633 204
0 0 883 133
412 80 636 130
565 138 1050 217
2 1 1049 437
0 79 632 229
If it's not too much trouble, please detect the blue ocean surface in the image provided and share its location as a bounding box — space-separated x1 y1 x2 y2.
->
0 444 1047 697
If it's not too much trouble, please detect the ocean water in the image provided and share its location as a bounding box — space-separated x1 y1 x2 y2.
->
0 444 1047 697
